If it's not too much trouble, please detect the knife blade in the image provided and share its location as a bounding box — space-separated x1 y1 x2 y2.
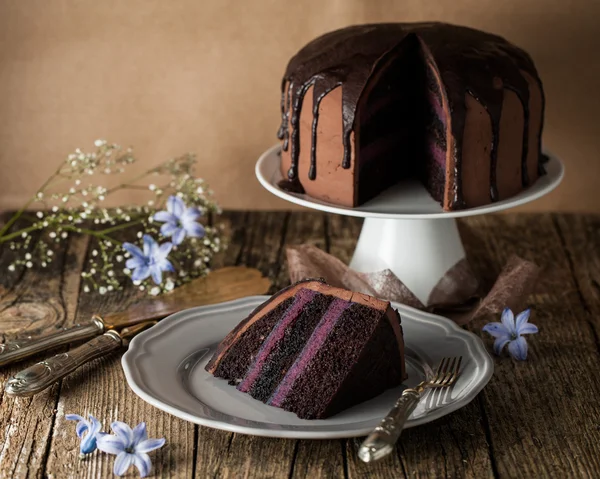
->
0 266 271 367
4 321 157 397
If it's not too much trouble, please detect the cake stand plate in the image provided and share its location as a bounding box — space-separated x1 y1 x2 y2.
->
256 145 564 304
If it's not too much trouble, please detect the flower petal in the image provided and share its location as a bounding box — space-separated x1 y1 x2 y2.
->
132 423 148 446
75 421 89 439
167 195 185 218
519 323 539 335
126 256 146 269
183 221 205 238
88 415 102 436
501 308 516 335
114 452 134 477
160 222 179 237
136 437 166 453
123 243 144 259
482 322 510 339
131 265 151 282
172 227 186 245
493 337 511 356
515 309 531 332
111 421 134 448
153 211 176 224
65 414 85 422
143 235 158 258
182 206 202 221
158 259 175 273
133 452 153 478
157 242 173 259
150 266 163 285
96 434 127 455
80 429 98 455
507 336 528 361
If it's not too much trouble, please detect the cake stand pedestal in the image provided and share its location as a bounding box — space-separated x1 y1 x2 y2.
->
256 145 564 305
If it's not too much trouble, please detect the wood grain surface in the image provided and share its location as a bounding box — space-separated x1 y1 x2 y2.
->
1 211 599 478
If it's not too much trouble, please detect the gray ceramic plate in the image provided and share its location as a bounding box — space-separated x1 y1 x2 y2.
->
122 296 493 439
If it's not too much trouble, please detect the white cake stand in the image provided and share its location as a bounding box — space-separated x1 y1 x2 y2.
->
255 145 564 305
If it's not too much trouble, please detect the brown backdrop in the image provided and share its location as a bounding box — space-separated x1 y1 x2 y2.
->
0 0 598 212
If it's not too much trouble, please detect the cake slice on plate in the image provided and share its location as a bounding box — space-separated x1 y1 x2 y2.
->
205 279 406 419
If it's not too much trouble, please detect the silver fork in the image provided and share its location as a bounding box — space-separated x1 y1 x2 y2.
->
358 356 463 463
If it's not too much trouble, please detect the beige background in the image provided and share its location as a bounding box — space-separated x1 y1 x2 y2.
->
0 1 598 212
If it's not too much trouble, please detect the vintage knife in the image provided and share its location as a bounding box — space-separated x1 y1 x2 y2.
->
5 321 157 397
0 266 271 367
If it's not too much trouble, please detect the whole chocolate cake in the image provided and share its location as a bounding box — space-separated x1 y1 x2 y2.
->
205 279 406 419
276 23 545 210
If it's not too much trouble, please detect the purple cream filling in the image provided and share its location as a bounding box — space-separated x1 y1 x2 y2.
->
428 140 447 168
268 298 351 407
237 288 317 393
427 89 446 127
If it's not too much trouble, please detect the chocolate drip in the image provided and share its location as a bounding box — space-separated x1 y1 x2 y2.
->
278 23 543 208
310 81 341 180
277 78 287 141
289 80 315 181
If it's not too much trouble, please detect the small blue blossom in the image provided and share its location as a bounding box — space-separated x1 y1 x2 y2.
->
65 414 103 456
483 308 538 360
96 421 165 477
123 235 174 285
153 195 205 245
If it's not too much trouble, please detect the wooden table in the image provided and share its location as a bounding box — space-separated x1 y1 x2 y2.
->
0 211 599 478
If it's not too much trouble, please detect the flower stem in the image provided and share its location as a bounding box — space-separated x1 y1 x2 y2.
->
105 168 158 195
98 219 143 235
0 164 63 238
0 224 42 243
61 226 122 245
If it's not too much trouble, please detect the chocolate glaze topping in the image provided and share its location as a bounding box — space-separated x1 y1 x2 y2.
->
277 23 543 207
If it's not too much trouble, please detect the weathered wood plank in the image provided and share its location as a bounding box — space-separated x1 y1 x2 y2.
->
0 234 89 479
463 214 600 478
291 440 345 479
553 214 600 321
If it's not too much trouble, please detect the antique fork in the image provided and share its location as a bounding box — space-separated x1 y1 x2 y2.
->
358 356 463 463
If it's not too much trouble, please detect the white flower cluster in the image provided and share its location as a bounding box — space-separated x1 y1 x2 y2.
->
1 140 224 295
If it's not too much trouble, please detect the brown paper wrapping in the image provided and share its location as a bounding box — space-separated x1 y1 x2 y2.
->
287 244 539 325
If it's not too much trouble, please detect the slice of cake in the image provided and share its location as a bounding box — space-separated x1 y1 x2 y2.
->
205 279 406 419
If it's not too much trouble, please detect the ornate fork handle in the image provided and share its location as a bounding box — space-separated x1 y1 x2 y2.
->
358 388 421 463
0 317 105 367
4 331 122 397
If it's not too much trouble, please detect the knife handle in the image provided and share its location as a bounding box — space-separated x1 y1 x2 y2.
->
0 316 105 367
4 331 122 397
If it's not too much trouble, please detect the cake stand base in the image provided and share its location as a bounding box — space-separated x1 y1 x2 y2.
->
349 217 465 305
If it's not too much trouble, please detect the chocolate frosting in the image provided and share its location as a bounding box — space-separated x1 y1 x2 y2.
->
277 23 543 208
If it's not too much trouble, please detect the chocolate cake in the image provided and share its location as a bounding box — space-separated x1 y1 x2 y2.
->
276 23 545 210
205 279 406 419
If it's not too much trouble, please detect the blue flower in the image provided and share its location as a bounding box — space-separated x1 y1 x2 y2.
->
153 195 205 245
65 414 103 455
123 235 174 285
482 308 538 360
96 421 165 477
